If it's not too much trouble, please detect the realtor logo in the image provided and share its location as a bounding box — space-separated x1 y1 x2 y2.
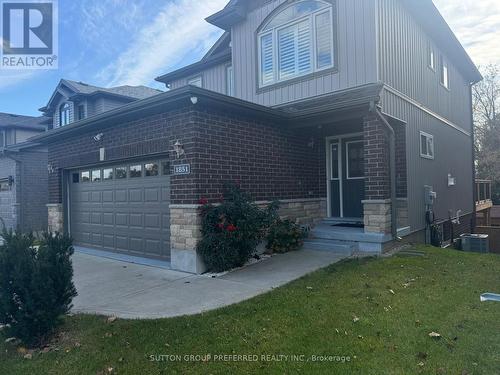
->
1 0 58 69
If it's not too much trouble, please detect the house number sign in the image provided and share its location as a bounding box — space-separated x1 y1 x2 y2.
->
174 164 191 175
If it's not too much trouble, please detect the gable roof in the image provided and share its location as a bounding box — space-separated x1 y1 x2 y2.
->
40 79 162 113
0 112 49 131
206 0 481 84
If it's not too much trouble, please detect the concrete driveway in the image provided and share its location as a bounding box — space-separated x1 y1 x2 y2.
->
72 249 350 319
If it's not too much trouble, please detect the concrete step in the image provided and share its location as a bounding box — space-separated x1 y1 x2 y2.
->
302 239 356 254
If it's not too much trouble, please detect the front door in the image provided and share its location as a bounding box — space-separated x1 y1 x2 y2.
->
329 137 365 219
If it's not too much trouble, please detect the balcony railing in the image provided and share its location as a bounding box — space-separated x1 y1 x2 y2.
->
476 179 492 202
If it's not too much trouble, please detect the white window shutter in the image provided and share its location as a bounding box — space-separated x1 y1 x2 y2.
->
315 10 333 69
297 20 312 74
261 33 274 85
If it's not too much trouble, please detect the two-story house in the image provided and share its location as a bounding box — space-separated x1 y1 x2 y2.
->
0 113 50 231
0 80 161 233
32 0 481 274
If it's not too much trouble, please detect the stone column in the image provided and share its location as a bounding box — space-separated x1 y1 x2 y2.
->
170 205 205 274
47 204 64 232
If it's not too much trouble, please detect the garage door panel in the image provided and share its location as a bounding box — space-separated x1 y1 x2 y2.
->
70 161 171 260
102 213 114 225
115 190 127 202
145 188 159 202
129 189 143 202
102 191 114 202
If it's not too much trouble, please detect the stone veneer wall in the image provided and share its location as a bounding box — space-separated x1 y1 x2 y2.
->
47 204 63 232
363 199 392 234
257 198 327 226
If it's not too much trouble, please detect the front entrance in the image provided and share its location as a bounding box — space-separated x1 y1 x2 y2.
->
328 136 365 219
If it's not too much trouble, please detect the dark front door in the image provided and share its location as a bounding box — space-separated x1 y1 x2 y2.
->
329 137 365 219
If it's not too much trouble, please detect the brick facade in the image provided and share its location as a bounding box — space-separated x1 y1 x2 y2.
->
363 114 391 200
48 104 325 207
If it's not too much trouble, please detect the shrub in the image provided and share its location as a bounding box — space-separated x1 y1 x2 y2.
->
0 230 77 347
197 184 278 272
266 218 308 254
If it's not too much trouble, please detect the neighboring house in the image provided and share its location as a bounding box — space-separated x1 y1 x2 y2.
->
0 113 50 231
39 79 162 128
31 0 481 274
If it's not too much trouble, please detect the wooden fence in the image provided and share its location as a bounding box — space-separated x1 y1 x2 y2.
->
475 226 500 254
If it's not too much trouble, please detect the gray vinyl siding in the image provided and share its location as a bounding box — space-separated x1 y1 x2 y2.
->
14 129 42 143
232 0 378 106
381 89 474 232
170 62 231 95
377 0 472 132
93 97 131 114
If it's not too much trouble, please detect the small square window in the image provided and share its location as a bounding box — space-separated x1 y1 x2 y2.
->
130 165 142 178
145 163 159 177
0 180 10 191
81 171 90 182
161 161 170 175
103 168 113 180
420 132 434 159
92 169 102 182
72 173 80 183
115 167 127 179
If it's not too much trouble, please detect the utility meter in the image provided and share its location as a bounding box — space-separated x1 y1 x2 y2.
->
424 185 437 206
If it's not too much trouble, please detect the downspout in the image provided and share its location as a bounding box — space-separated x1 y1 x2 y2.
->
369 102 398 239
469 82 477 233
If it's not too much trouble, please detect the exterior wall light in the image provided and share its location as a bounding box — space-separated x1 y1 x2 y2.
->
93 133 104 142
173 140 185 159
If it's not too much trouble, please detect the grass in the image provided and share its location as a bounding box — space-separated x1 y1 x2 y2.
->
1 246 500 374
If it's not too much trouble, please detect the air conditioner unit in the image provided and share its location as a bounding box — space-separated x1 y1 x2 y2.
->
460 234 489 253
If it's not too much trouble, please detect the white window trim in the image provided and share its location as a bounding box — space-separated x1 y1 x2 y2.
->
420 131 435 160
258 2 335 88
428 45 435 71
440 57 450 90
330 142 340 181
187 75 203 88
226 65 234 96
345 140 365 180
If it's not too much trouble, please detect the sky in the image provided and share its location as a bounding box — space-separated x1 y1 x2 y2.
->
0 0 499 117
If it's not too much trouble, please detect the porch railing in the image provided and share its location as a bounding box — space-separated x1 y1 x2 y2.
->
476 179 492 204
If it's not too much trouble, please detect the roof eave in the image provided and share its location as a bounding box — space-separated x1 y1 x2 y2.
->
155 51 232 85
205 3 245 30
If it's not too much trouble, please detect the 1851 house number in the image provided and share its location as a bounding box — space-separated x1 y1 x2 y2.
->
174 164 191 175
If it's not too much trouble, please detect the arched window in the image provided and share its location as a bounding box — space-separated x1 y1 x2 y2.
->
258 0 335 87
59 103 71 126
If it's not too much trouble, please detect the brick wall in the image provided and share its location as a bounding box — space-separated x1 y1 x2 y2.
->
191 107 324 203
364 114 390 200
48 106 198 204
48 104 326 207
16 149 48 232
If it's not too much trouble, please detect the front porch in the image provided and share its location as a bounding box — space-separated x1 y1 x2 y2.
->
280 85 409 253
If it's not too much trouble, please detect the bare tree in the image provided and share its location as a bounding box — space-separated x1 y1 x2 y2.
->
473 64 500 202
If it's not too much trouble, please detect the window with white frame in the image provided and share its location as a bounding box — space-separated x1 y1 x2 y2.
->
420 131 434 159
59 102 71 126
440 57 449 89
187 76 203 87
258 0 335 87
226 65 234 96
428 45 435 71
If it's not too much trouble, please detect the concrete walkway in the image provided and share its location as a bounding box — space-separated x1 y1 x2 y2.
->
72 249 349 319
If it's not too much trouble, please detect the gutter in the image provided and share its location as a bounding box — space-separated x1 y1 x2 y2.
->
369 102 398 239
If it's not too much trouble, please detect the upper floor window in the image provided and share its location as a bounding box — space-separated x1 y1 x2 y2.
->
226 65 234 96
258 0 335 88
440 57 449 89
187 76 203 87
420 131 434 159
428 45 435 71
59 103 71 126
77 104 86 120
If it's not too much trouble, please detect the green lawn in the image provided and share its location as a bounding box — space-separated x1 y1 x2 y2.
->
1 246 499 374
